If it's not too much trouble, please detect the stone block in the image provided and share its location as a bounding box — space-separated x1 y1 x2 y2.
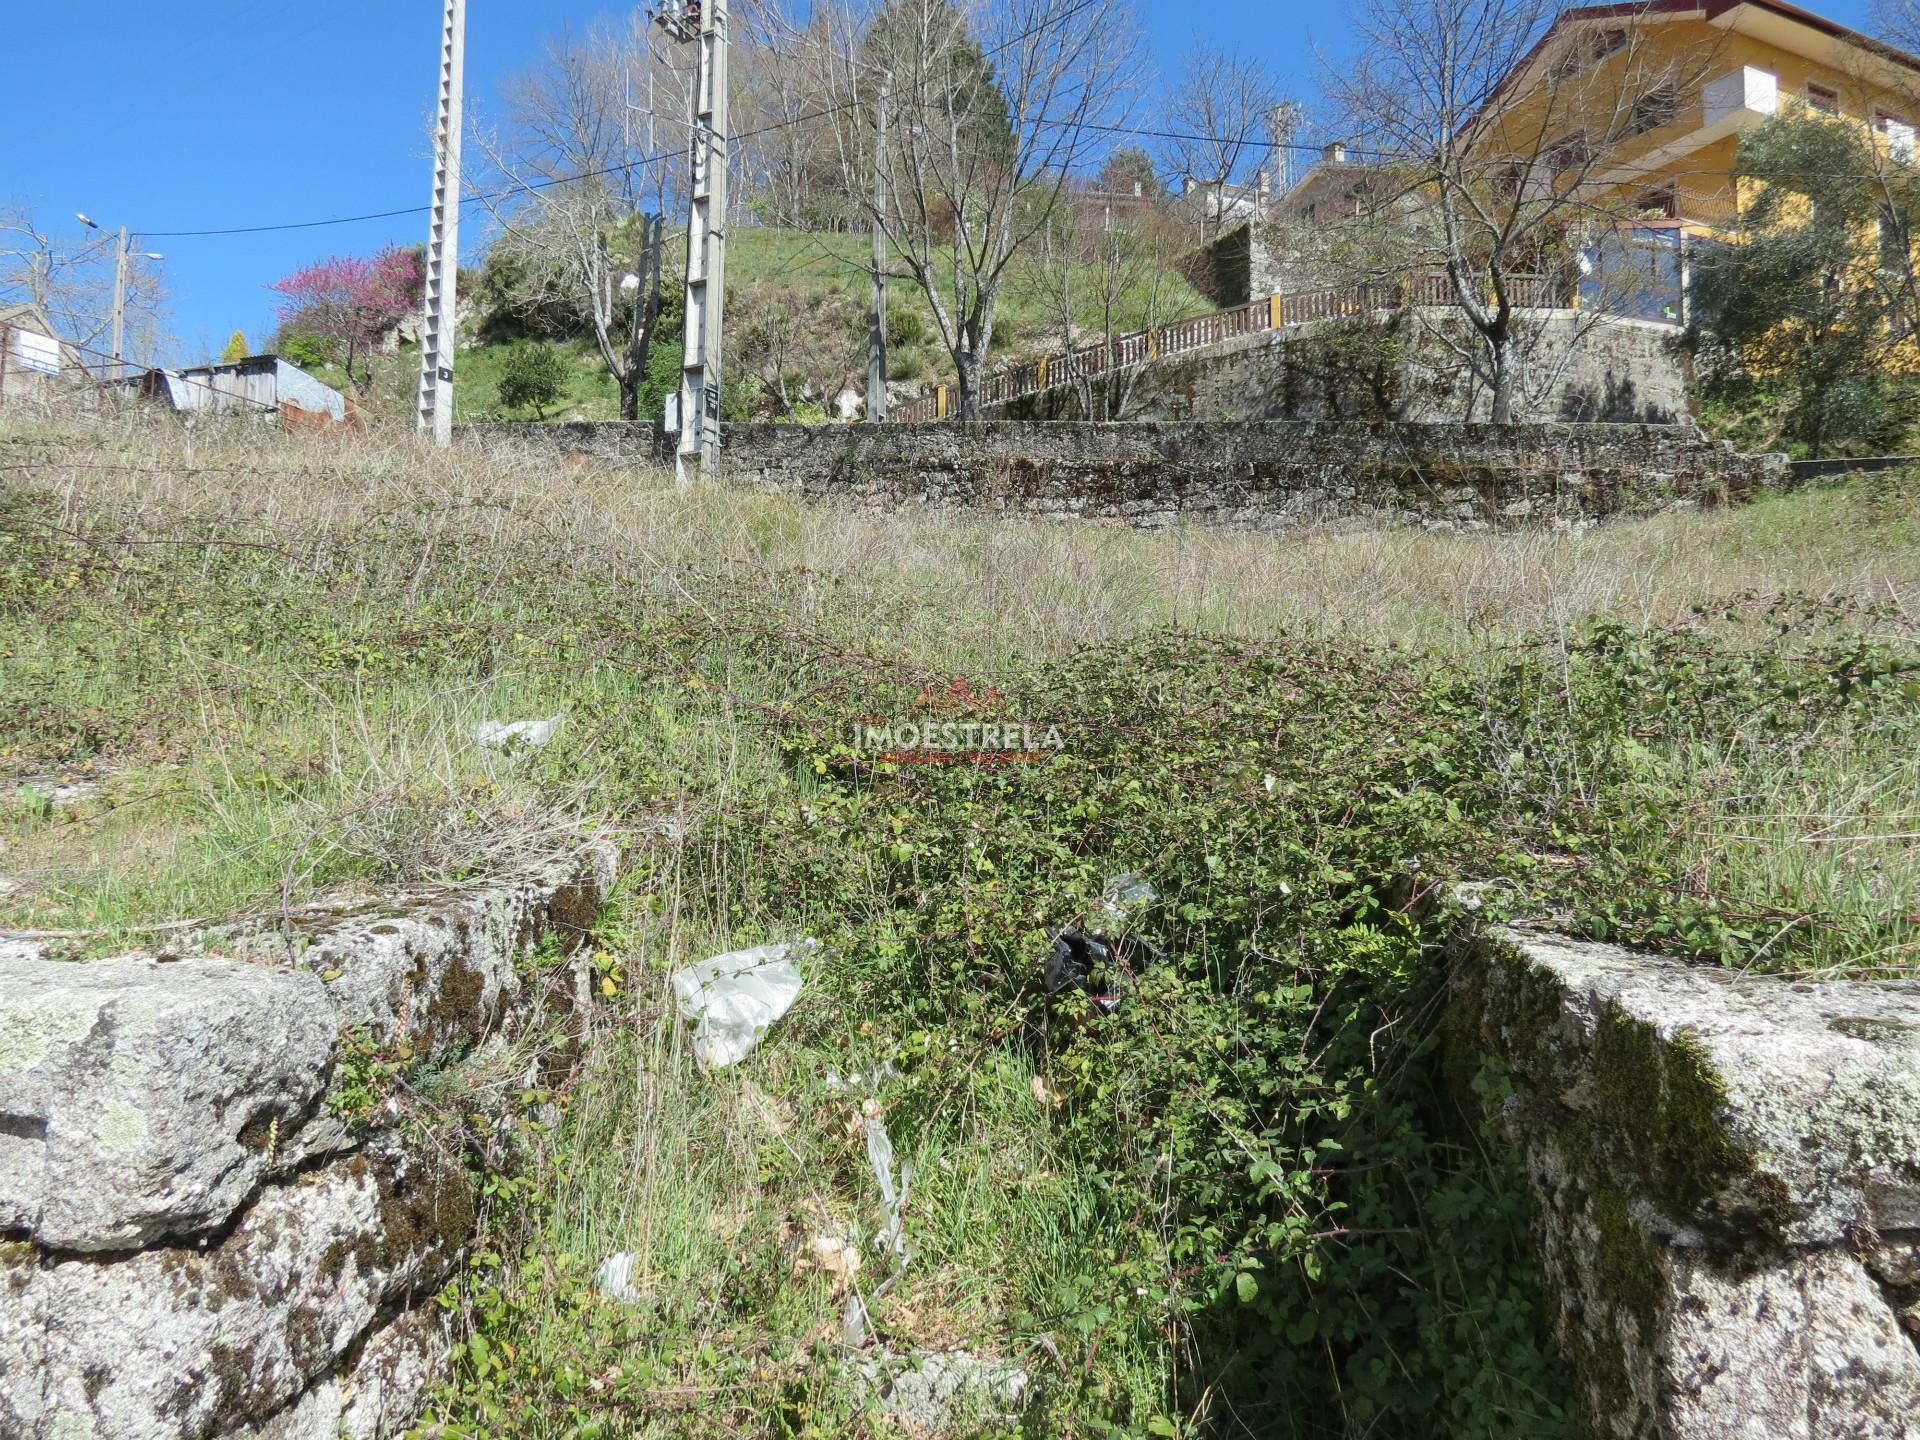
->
0 955 337 1252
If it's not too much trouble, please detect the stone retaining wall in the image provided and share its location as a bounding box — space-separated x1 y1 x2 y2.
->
0 845 617 1440
459 420 1789 532
991 313 1693 426
1446 922 1920 1439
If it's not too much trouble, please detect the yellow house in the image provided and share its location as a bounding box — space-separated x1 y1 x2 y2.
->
1492 0 1920 228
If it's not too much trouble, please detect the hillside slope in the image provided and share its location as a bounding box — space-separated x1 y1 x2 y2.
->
311 224 1216 425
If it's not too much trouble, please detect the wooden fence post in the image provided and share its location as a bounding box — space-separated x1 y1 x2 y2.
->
1147 327 1159 360
1269 293 1284 330
1037 355 1049 391
935 385 949 419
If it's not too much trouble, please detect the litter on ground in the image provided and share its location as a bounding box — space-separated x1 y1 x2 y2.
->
670 938 816 1068
471 715 561 751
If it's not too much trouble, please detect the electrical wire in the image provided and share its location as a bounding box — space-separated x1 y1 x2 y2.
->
47 333 283 413
133 0 1183 241
114 1 1920 245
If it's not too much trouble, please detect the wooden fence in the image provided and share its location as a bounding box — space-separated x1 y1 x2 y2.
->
888 272 1573 422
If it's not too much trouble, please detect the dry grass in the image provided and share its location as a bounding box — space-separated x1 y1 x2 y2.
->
9 409 1915 664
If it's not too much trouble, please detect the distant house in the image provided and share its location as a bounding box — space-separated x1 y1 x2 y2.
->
0 303 85 406
132 354 351 427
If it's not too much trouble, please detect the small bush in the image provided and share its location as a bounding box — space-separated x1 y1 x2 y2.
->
885 307 925 348
887 346 926 382
496 343 571 419
278 332 333 370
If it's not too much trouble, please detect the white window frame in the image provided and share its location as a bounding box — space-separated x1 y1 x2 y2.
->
1876 110 1916 162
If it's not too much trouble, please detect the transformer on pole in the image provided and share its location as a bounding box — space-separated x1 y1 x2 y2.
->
655 0 729 485
417 0 467 447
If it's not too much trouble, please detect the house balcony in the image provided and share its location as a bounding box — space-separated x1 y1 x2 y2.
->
1701 64 1779 128
1594 65 1779 188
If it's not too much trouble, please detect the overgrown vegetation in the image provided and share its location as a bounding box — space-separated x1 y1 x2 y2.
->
1688 109 1920 457
3 414 1917 1437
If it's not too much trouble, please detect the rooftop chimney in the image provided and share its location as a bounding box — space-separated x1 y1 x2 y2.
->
1324 141 1348 163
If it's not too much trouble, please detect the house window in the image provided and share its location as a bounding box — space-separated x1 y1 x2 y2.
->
1636 185 1679 219
1553 26 1627 79
1876 110 1916 161
1805 81 1839 113
1628 81 1681 135
1545 131 1593 175
1878 203 1911 271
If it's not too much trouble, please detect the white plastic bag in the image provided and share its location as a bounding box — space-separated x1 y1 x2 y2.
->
594 1251 641 1303
670 939 815 1069
1099 871 1156 924
472 715 561 751
865 1113 913 1267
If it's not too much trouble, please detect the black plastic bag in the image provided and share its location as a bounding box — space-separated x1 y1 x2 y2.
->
1044 928 1163 1015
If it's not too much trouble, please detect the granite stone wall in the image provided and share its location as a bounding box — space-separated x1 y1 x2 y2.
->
0 846 618 1440
1446 921 1920 1439
459 420 1788 533
992 312 1693 426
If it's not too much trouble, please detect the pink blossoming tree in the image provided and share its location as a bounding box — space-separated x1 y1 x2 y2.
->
267 246 422 393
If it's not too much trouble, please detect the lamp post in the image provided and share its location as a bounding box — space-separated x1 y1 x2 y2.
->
76 214 162 377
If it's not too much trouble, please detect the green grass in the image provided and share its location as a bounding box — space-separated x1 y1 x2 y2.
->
4 412 1918 1438
725 225 1216 367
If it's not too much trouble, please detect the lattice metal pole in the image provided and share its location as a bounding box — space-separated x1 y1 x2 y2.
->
868 75 890 423
667 0 730 484
417 0 467 446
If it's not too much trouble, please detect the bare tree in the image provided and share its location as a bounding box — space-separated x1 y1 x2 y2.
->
1160 45 1284 239
784 0 1143 419
1323 0 1713 419
734 7 861 230
1032 186 1185 417
472 19 686 421
0 204 170 367
729 281 868 415
1876 0 1920 58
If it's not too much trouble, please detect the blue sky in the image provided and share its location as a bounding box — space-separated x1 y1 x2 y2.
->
1 0 1881 363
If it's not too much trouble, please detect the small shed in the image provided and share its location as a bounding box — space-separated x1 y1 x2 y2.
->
134 354 350 426
0 303 85 405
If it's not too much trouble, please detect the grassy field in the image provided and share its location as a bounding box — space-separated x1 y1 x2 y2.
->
4 410 1917 1438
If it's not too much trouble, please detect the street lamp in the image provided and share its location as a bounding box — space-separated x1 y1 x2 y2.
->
76 213 163 376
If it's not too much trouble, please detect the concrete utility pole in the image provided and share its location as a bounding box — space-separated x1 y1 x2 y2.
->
867 74 890 422
417 0 467 446
657 0 730 485
76 214 161 377
111 227 127 375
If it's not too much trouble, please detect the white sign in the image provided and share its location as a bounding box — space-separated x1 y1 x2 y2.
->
13 329 59 376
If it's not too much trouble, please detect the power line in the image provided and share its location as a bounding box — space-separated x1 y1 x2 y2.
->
130 0 1125 242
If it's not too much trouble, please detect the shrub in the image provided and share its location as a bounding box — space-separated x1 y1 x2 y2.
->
277 332 333 370
887 346 926 383
496 343 571 420
220 330 249 363
885 307 925 349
